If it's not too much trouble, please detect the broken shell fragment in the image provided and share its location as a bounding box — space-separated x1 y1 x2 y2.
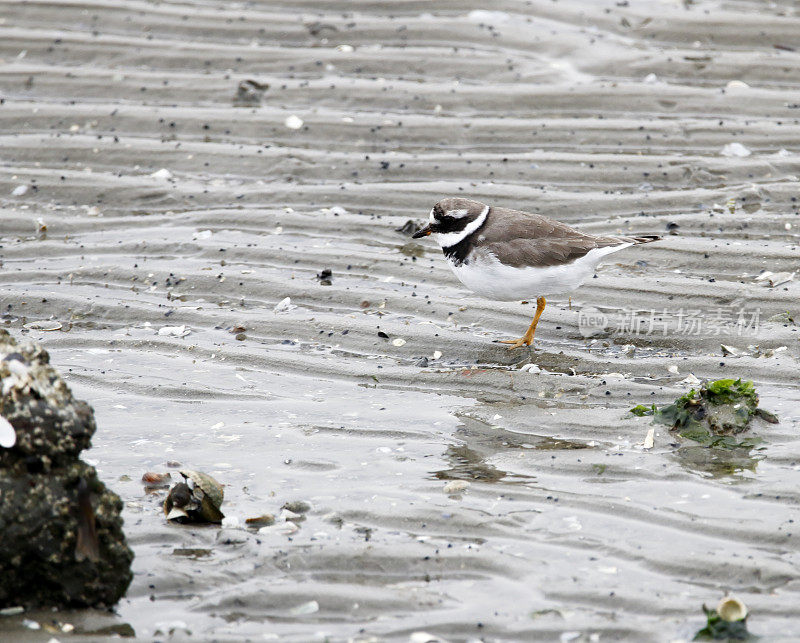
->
23 321 62 331
717 596 747 622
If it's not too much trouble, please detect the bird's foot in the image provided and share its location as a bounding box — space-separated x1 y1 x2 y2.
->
498 337 532 350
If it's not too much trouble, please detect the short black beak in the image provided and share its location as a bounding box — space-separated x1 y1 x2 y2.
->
412 224 432 239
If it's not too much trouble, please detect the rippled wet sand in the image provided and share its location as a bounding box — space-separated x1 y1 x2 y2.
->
2 1 800 640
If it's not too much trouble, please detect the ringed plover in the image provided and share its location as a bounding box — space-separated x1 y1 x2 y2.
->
413 197 660 349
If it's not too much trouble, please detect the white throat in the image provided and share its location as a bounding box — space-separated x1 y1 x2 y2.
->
435 205 489 248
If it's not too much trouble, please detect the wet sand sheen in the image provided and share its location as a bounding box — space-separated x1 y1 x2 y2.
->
1 0 800 640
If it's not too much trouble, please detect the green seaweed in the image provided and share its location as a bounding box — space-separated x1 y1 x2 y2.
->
694 605 753 641
629 404 655 417
630 379 776 450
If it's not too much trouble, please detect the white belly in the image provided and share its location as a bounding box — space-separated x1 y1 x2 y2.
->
448 244 631 300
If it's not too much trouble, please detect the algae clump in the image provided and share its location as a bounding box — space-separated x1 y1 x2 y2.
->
630 378 777 447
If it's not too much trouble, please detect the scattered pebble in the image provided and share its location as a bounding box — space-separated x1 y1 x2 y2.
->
141 472 172 487
432 350 442 360
667 364 679 374
282 500 312 514
681 374 702 385
284 115 304 129
11 184 28 196
192 230 213 240
149 168 173 180
245 514 275 528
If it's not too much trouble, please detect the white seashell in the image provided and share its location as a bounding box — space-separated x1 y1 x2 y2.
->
192 229 212 240
150 168 173 179
158 325 190 337
410 632 450 643
643 428 655 450
392 338 406 347
720 344 740 357
273 296 295 313
681 374 701 385
220 515 240 529
717 596 747 622
0 416 16 448
166 507 189 521
287 600 319 616
284 115 303 129
720 142 751 157
726 80 750 90
11 185 28 196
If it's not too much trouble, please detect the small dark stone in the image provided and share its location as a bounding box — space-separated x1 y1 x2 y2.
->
316 268 332 285
414 357 429 368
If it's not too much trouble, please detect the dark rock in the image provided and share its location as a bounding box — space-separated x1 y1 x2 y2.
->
316 268 332 286
0 329 133 609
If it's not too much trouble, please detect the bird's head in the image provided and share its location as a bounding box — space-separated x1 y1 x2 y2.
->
412 198 490 247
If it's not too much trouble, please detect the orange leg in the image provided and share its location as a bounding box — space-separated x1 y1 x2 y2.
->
500 296 546 350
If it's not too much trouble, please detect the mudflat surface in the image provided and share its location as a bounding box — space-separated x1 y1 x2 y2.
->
1 1 800 640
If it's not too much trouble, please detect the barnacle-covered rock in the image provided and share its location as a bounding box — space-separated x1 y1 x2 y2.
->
0 329 133 608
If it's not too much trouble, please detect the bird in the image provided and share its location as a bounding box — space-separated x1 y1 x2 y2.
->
412 197 660 349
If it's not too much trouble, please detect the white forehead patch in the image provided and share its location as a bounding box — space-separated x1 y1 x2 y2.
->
428 208 435 223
